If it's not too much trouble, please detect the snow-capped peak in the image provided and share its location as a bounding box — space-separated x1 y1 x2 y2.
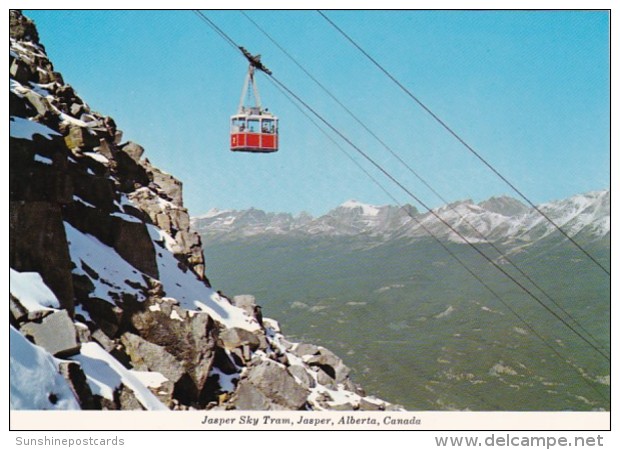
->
340 199 381 216
195 208 233 219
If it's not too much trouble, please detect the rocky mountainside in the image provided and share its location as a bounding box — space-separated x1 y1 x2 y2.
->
192 191 610 247
9 10 397 412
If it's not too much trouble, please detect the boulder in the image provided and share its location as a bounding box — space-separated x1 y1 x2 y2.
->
10 58 32 84
64 125 100 151
233 380 287 411
113 150 151 193
359 397 385 411
292 343 320 358
94 138 115 160
327 401 356 411
120 141 145 163
20 309 80 357
120 332 185 385
287 365 316 389
24 90 53 116
91 329 115 352
315 367 336 389
218 327 261 352
305 347 351 383
241 359 309 410
148 165 183 206
129 305 216 399
232 295 257 316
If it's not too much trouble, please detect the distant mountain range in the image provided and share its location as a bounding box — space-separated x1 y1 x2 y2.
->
192 190 610 246
195 189 610 411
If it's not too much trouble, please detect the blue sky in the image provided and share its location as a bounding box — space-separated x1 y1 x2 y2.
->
24 10 610 216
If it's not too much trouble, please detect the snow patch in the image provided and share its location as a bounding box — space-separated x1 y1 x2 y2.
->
83 151 109 165
10 268 60 312
209 367 239 392
129 371 169 389
10 326 80 410
71 342 167 410
147 225 260 332
73 195 96 208
10 116 60 140
74 304 92 322
110 211 142 223
146 224 179 254
10 78 29 96
29 82 54 97
341 199 380 216
34 154 53 165
58 111 88 127
64 222 147 303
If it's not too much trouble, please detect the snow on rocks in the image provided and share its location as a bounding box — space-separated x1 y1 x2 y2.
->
10 10 398 413
209 366 239 392
70 342 168 411
83 151 109 165
10 268 60 313
64 222 148 304
34 154 53 165
148 225 260 332
340 199 381 217
221 320 401 412
129 370 169 391
10 115 60 140
10 326 80 410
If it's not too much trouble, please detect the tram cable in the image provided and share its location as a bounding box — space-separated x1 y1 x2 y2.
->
240 10 610 357
267 72 610 364
190 11 610 398
317 10 610 277
268 77 610 405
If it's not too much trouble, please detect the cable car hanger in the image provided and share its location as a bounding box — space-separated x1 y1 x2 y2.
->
230 47 279 153
239 46 272 75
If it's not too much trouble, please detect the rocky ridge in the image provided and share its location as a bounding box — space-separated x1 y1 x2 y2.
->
9 10 397 412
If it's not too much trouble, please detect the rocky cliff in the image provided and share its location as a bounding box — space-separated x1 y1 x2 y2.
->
9 10 398 412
